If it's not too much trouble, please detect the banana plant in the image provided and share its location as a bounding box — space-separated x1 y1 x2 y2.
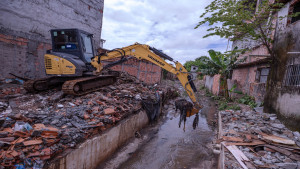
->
201 48 246 98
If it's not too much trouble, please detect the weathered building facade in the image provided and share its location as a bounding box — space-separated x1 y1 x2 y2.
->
230 0 300 126
264 0 300 126
0 0 105 79
230 45 271 102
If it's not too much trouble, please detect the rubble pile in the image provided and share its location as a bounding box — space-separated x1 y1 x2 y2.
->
219 110 300 169
0 72 177 168
0 78 25 98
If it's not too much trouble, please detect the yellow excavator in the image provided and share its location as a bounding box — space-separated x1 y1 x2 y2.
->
24 29 202 115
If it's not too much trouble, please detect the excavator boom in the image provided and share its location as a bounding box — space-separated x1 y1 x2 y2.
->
92 43 202 110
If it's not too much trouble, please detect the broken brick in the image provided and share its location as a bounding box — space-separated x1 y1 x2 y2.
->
3 128 13 133
84 114 90 120
23 140 43 146
41 131 58 138
104 108 115 115
33 123 46 130
0 71 177 168
96 100 106 106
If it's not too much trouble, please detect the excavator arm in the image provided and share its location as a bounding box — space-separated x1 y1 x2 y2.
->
91 43 202 111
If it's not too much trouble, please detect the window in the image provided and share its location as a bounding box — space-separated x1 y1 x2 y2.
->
291 2 300 24
284 64 300 86
255 68 269 83
53 30 78 50
80 33 94 62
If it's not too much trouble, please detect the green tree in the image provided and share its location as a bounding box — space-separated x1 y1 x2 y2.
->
195 0 300 59
184 56 207 72
184 56 211 72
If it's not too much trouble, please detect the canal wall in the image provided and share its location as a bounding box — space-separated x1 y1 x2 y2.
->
46 110 149 169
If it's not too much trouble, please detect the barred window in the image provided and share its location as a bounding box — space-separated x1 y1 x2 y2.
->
284 64 300 86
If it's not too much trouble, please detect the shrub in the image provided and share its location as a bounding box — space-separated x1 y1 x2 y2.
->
238 95 257 108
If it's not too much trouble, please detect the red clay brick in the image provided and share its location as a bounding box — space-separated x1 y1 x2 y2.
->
139 72 147 81
147 63 153 72
152 65 161 72
123 66 138 76
110 65 122 71
146 73 152 83
140 62 147 71
125 58 139 67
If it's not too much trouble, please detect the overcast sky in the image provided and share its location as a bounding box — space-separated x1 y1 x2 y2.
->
101 0 228 64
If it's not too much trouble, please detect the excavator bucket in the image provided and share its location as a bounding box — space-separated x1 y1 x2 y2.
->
186 107 200 117
175 99 202 131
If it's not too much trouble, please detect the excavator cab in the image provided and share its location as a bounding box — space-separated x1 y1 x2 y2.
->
44 29 98 77
50 29 95 63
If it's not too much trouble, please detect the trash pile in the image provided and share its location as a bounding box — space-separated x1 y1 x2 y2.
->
218 110 300 169
0 72 177 168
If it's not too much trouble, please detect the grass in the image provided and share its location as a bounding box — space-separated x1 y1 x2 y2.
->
200 85 242 111
217 99 241 110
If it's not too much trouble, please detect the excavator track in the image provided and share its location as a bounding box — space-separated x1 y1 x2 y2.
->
23 79 38 93
23 77 76 93
62 75 117 96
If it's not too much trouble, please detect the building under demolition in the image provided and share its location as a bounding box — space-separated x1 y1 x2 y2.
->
0 0 105 79
0 0 162 84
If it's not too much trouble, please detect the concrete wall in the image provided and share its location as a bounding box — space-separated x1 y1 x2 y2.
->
264 1 300 126
0 0 104 79
103 56 162 84
47 110 149 169
205 75 220 95
205 75 214 92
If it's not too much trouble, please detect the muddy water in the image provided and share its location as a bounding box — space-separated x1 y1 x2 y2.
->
117 96 218 169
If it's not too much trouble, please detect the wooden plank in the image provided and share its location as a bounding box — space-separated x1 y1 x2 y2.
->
225 140 265 146
219 144 225 169
261 134 295 145
218 112 223 139
222 143 249 169
262 145 300 161
218 112 224 169
270 143 300 151
222 136 244 142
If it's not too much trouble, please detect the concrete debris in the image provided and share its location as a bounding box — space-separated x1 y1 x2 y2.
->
219 109 300 169
0 72 178 168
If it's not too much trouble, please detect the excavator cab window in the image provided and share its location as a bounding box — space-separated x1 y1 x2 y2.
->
80 33 94 62
52 30 78 50
51 29 95 63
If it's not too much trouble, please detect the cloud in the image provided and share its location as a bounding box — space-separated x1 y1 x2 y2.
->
102 0 228 64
